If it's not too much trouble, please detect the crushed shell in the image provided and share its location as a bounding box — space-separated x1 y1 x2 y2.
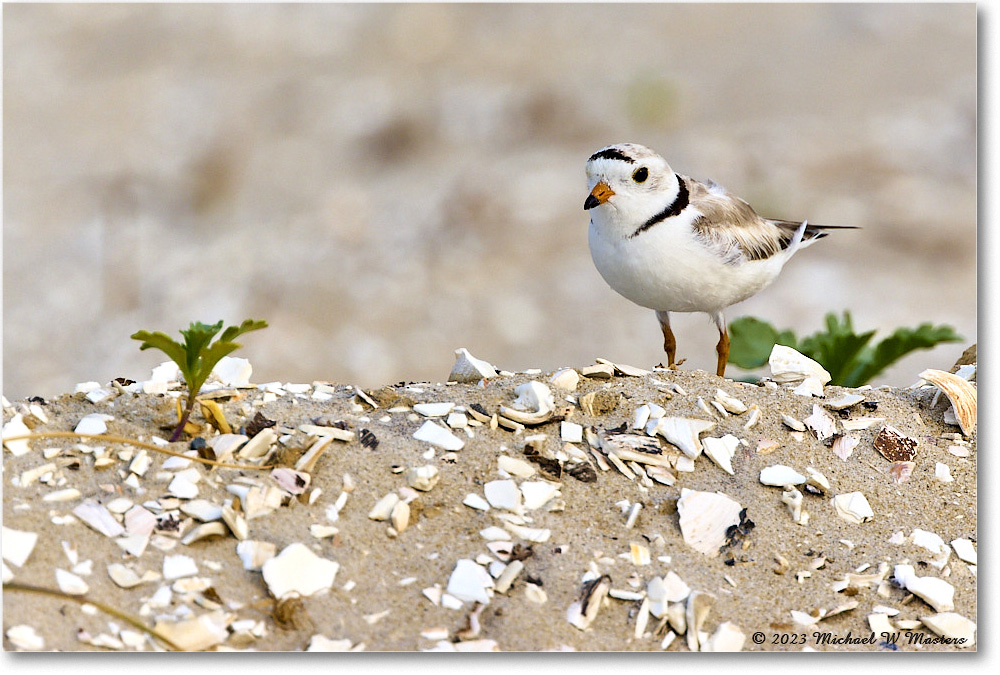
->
449 348 498 383
649 417 716 459
676 489 743 557
760 464 806 487
832 492 874 525
261 543 339 599
768 345 832 385
873 425 917 462
702 435 739 475
702 622 745 652
804 405 837 441
919 368 977 436
685 591 714 652
920 613 976 648
567 574 612 630
894 564 955 612
446 559 494 604
413 421 464 451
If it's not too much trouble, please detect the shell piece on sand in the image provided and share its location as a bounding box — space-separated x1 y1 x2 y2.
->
781 414 806 432
832 492 874 524
73 500 126 538
236 540 276 571
567 574 611 630
74 413 114 435
512 381 555 415
154 611 230 652
262 543 339 599
497 455 535 478
406 465 440 492
713 389 747 414
55 568 89 595
270 468 311 495
702 621 745 652
804 405 837 441
677 489 743 556
920 612 976 648
894 564 955 612
2 414 32 456
686 591 714 652
520 481 561 511
413 402 455 418
824 394 865 411
549 368 580 391
702 435 739 475
889 460 915 484
873 425 917 462
831 434 860 461
369 493 400 521
484 480 522 512
413 420 464 451
651 417 716 459
792 377 825 398
919 368 977 436
2 527 38 567
212 356 252 386
6 625 45 651
781 488 809 525
951 538 977 565
760 465 806 487
448 348 498 383
446 559 494 604
768 345 831 385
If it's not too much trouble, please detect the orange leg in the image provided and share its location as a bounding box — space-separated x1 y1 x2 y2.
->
713 312 729 378
656 311 677 367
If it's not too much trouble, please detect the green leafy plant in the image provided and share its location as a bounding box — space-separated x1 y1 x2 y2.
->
131 319 268 441
728 311 962 387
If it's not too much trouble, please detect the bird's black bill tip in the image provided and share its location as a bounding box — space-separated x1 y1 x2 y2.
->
584 194 600 210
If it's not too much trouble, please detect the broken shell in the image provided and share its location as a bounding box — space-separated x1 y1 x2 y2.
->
793 377 825 398
676 489 743 557
920 613 976 648
236 540 276 571
567 574 611 630
742 406 761 430
262 543 339 599
804 405 837 441
919 368 977 436
702 622 745 652
484 480 522 512
520 481 561 510
650 417 716 459
760 464 806 487
6 625 45 651
449 348 498 383
781 414 806 432
831 434 860 461
73 500 126 538
413 402 455 418
446 559 494 604
702 435 739 475
369 493 401 521
832 492 874 524
889 461 916 484
74 413 114 435
55 568 89 595
596 358 651 377
154 611 230 652
413 420 464 451
1 414 32 456
804 467 831 494
497 455 536 478
181 522 228 545
685 591 715 652
512 381 555 414
549 368 580 391
951 538 977 565
713 389 747 414
390 500 411 533
935 463 954 483
498 406 552 426
406 465 440 491
768 345 831 385
824 394 865 411
781 488 809 525
580 363 615 379
873 425 917 462
894 564 955 612
2 526 38 567
270 468 310 495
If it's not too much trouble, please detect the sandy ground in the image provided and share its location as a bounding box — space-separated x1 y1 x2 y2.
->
2 350 976 652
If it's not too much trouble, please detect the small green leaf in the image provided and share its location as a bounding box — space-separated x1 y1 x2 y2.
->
843 322 963 387
130 331 192 382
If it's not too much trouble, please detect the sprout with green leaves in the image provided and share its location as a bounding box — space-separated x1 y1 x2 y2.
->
131 319 268 441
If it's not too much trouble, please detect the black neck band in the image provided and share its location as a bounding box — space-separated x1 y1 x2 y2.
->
630 176 689 238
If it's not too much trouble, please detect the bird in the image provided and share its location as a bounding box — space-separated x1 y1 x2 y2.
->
584 142 856 378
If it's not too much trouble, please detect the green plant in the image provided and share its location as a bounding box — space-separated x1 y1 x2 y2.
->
131 319 267 441
727 311 962 387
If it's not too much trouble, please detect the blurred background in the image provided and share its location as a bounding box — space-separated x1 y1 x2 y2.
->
2 3 976 400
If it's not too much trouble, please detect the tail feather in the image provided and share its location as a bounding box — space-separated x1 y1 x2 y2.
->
772 218 858 255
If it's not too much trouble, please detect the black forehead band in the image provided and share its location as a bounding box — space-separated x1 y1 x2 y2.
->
588 148 635 164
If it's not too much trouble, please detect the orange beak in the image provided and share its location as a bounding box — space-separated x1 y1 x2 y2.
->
584 181 615 210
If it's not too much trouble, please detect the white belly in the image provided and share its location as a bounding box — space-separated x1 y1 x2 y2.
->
588 216 787 315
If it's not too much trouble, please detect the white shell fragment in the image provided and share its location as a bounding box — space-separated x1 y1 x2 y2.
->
413 402 455 418
484 480 522 512
520 481 561 510
449 348 499 383
236 540 276 571
894 564 955 612
781 414 806 432
804 405 837 441
73 500 126 538
650 417 716 459
760 464 806 487
702 435 739 475
685 591 715 652
406 465 440 491
2 527 38 567
154 612 230 652
369 493 401 521
413 420 464 451
567 574 612 630
549 368 580 391
920 613 976 648
6 624 45 651
55 568 89 595
74 413 114 435
2 414 32 456
793 377 825 398
831 434 860 461
512 381 555 414
832 492 874 524
497 455 535 478
768 345 831 385
951 538 977 565
713 389 747 414
824 394 865 410
676 489 743 557
702 622 745 652
919 368 977 436
261 543 340 599
446 559 494 604
212 356 252 386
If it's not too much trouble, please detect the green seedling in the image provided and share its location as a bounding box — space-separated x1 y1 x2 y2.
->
728 311 962 387
131 319 268 441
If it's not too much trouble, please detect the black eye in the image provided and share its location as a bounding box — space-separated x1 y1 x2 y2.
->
632 167 648 183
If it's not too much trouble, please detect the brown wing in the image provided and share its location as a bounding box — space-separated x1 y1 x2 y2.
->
685 177 788 262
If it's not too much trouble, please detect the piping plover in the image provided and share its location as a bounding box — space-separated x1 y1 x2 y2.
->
584 142 855 378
